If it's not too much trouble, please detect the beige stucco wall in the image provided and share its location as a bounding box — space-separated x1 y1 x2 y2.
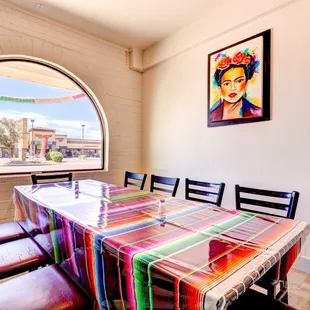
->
0 1 142 223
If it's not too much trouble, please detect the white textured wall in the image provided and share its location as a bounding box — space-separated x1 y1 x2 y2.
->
142 0 310 259
143 0 298 68
0 1 142 223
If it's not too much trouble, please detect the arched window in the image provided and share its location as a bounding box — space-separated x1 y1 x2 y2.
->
0 56 107 175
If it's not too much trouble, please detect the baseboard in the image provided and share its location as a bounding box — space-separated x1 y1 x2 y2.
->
294 257 310 274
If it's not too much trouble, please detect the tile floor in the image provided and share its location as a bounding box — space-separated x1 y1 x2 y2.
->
253 268 310 310
288 269 310 310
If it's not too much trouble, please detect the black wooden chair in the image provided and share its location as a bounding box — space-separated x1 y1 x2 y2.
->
185 178 225 206
124 171 147 190
31 173 73 185
150 174 180 197
235 184 300 303
235 185 299 219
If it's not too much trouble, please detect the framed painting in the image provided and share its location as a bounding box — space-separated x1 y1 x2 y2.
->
207 29 271 127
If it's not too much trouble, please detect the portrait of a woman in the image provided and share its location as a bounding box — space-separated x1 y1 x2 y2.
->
210 51 262 122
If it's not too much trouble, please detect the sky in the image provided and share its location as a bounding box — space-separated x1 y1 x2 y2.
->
0 76 102 140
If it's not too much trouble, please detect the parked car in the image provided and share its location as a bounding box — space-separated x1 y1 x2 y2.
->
65 150 72 158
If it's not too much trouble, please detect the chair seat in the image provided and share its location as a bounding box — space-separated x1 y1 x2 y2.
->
0 264 92 310
0 237 48 279
0 221 27 244
228 289 297 310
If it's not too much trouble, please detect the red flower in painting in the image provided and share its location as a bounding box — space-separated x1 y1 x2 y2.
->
217 56 231 70
233 52 244 64
216 52 253 70
243 56 251 64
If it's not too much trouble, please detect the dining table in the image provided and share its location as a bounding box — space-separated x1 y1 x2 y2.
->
13 179 309 310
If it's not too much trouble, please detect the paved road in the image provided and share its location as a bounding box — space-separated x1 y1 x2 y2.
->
0 158 102 174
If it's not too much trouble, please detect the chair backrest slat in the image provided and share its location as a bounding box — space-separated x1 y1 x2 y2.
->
152 186 173 194
31 173 72 185
235 184 299 219
238 186 292 199
187 179 221 189
185 178 225 206
150 175 180 197
239 197 288 211
127 181 143 187
239 207 287 218
124 171 147 190
188 188 219 198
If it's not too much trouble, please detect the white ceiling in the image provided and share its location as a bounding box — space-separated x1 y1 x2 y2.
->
7 0 219 50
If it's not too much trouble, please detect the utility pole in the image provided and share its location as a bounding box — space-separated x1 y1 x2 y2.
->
81 124 85 156
31 119 35 158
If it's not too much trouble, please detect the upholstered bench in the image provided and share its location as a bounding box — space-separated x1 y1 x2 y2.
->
0 237 48 279
0 264 93 309
0 222 27 244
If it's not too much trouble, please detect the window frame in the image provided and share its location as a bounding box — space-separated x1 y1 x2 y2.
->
0 55 108 176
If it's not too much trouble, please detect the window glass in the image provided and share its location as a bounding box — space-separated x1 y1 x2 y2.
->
0 60 103 174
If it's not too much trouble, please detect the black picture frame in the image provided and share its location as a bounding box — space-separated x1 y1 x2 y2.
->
207 29 271 127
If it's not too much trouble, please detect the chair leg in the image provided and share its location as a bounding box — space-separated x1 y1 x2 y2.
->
267 283 277 299
282 293 289 304
280 277 289 304
276 277 289 304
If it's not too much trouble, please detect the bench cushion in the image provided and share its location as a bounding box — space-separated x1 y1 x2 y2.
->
0 222 26 244
0 237 48 279
0 264 92 309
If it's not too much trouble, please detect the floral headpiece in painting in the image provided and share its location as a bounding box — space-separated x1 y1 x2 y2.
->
213 49 260 87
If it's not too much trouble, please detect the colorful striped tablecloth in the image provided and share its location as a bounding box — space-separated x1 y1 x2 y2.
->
13 180 309 310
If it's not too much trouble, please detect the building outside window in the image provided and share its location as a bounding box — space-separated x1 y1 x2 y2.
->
0 58 105 174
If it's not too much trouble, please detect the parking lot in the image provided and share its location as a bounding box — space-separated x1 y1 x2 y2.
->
0 157 102 174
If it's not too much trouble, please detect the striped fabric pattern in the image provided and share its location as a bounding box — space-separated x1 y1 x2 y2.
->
13 180 309 310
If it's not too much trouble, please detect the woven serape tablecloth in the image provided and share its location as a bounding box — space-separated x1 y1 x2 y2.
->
13 179 309 310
